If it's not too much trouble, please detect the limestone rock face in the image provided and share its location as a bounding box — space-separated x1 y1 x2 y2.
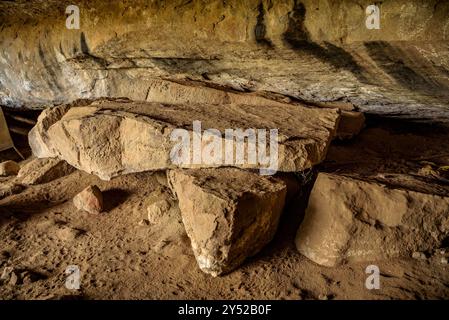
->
18 157 75 185
168 168 287 276
1 1 448 122
295 173 449 267
29 98 340 180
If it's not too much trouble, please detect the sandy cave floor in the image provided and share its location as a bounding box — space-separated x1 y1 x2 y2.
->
1 116 449 300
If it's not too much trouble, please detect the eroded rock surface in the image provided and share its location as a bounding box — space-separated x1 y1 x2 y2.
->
168 168 287 276
295 173 449 267
1 1 448 122
29 98 340 180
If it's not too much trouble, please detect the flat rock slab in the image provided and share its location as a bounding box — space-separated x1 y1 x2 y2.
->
168 168 287 276
147 79 363 140
29 98 340 180
295 173 449 267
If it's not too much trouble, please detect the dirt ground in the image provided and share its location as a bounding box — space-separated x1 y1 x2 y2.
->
1 115 449 300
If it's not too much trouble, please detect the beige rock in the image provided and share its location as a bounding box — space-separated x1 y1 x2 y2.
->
0 160 20 176
168 168 287 276
73 185 104 214
29 98 340 180
296 173 449 267
18 157 75 185
147 79 365 141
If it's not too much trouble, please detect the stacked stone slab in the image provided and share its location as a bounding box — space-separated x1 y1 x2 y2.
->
28 96 340 276
29 98 340 179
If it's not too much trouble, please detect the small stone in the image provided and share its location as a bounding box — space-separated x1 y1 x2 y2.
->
147 199 171 224
0 160 20 176
9 271 18 285
318 294 329 300
73 185 104 214
1 266 13 281
441 257 448 265
412 251 427 260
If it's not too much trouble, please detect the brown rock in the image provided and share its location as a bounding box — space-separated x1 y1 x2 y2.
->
73 185 104 214
0 160 20 176
168 168 287 276
295 173 449 267
0 182 24 200
335 111 365 140
29 98 340 180
18 157 75 185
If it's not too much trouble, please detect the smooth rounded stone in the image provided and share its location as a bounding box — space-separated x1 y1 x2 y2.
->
0 160 20 177
73 185 104 214
295 173 449 267
18 157 75 185
28 98 340 180
168 168 287 277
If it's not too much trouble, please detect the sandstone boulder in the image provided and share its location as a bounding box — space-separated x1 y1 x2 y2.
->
295 173 449 267
73 185 104 214
168 168 287 276
18 157 75 185
29 98 340 180
0 160 20 177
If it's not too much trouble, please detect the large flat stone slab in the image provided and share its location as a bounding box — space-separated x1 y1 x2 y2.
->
295 173 449 267
168 168 287 276
29 98 340 180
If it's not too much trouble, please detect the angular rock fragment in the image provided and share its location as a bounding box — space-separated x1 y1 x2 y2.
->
0 160 20 177
29 98 340 180
295 173 449 267
18 157 75 185
168 168 287 276
73 185 104 214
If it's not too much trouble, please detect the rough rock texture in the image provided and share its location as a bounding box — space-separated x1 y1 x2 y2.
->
73 185 104 214
295 173 449 267
0 0 448 123
0 183 24 200
29 98 340 180
168 168 287 276
145 79 362 139
18 157 75 185
0 161 20 177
